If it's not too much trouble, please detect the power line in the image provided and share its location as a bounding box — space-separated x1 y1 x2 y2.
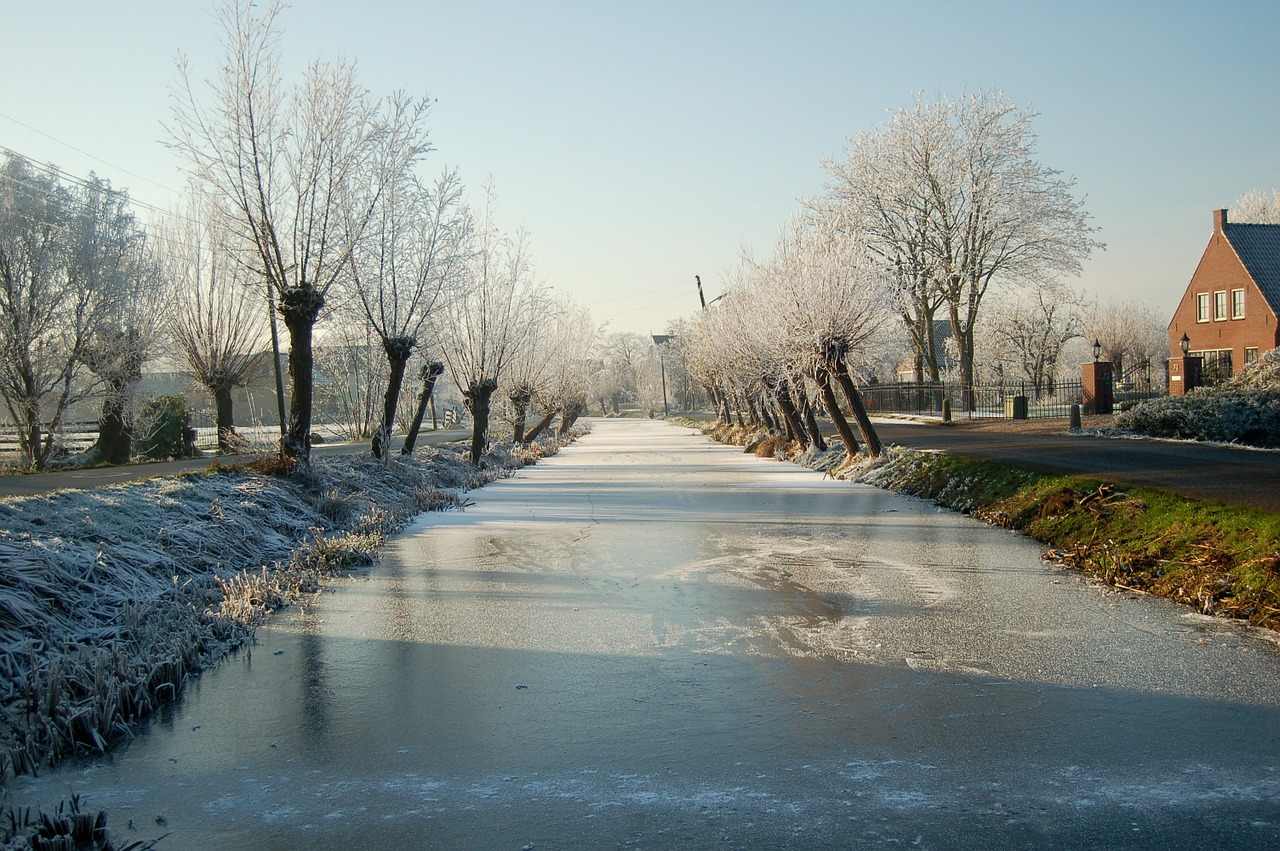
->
583 278 687 307
0 110 180 199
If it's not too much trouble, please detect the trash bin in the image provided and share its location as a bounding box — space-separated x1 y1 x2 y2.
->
1004 396 1028 420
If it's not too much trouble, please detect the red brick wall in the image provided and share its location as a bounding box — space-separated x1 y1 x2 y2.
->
1167 210 1280 374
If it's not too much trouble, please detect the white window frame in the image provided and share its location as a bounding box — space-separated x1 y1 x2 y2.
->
1196 292 1210 323
1214 290 1228 321
1246 347 1260 365
1232 288 1245 319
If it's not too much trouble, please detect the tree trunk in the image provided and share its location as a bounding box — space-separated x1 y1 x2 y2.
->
22 418 41 471
814 368 861 456
558 402 584 437
775 386 805 446
373 336 415 459
463 378 498 464
798 389 827 452
830 365 883 457
523 409 558 443
758 397 778 433
280 286 325 461
401 361 444 455
214 385 236 453
509 388 533 444
91 386 132 465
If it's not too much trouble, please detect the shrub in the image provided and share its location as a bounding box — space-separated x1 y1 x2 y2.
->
134 394 192 460
1115 350 1280 447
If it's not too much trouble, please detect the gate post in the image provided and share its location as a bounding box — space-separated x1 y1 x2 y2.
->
1082 361 1114 415
1168 356 1203 397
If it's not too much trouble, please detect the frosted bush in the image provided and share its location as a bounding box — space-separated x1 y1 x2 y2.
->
1116 352 1280 446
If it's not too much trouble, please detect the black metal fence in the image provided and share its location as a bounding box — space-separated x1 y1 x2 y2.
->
860 376 1164 420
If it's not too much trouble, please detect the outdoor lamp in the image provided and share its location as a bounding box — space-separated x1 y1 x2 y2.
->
1092 339 1101 362
1180 333 1191 356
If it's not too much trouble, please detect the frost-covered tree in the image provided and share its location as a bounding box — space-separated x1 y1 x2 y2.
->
985 281 1089 396
1086 298 1168 381
163 191 268 452
0 155 151 469
758 215 889 456
541 300 602 437
75 178 167 466
345 168 471 457
169 0 432 461
823 90 1101 407
399 358 445 455
0 155 78 468
434 194 549 463
315 321 386 440
1231 189 1280 224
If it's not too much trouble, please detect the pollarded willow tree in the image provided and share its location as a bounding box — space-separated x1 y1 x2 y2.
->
757 214 890 457
75 178 167 466
823 90 1101 408
162 190 268 453
539 300 602 438
434 195 550 464
169 0 432 461
345 168 472 457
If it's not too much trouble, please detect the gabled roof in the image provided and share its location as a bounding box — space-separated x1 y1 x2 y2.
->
1225 221 1280 312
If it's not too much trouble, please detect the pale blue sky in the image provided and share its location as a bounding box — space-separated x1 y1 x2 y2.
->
3 1 1277 335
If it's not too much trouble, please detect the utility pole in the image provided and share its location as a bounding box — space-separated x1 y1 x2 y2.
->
695 275 706 310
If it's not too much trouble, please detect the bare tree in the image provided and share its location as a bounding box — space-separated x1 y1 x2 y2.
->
76 180 166 465
0 154 78 468
0 155 151 468
985 281 1089 396
163 190 268 452
823 90 1101 408
314 321 386 440
434 194 549 463
540 300 602 437
345 168 470 457
399 358 445 454
1087 298 1168 380
761 215 889 456
168 0 432 461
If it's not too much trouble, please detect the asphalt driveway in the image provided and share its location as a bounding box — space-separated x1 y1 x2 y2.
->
874 420 1280 513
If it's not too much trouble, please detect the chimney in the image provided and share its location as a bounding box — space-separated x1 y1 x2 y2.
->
1214 208 1228 231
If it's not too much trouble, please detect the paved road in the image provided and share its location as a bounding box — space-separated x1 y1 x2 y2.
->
873 421 1280 513
10 419 1280 848
0 429 471 499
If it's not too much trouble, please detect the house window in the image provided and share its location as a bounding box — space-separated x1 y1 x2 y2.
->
1196 293 1209 323
1246 347 1259 366
1214 290 1228 320
1232 288 1245 319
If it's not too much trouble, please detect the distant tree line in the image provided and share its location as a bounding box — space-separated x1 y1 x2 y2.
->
0 0 606 470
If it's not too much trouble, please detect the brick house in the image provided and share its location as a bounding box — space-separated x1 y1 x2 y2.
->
1167 209 1280 380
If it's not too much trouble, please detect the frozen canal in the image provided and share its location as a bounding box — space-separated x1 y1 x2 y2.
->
11 419 1280 848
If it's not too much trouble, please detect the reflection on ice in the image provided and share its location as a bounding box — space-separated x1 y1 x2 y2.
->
8 419 1280 850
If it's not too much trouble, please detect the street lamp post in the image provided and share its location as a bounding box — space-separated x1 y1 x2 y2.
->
652 335 672 416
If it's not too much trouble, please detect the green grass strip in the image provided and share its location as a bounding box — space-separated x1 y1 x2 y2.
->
869 451 1280 629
